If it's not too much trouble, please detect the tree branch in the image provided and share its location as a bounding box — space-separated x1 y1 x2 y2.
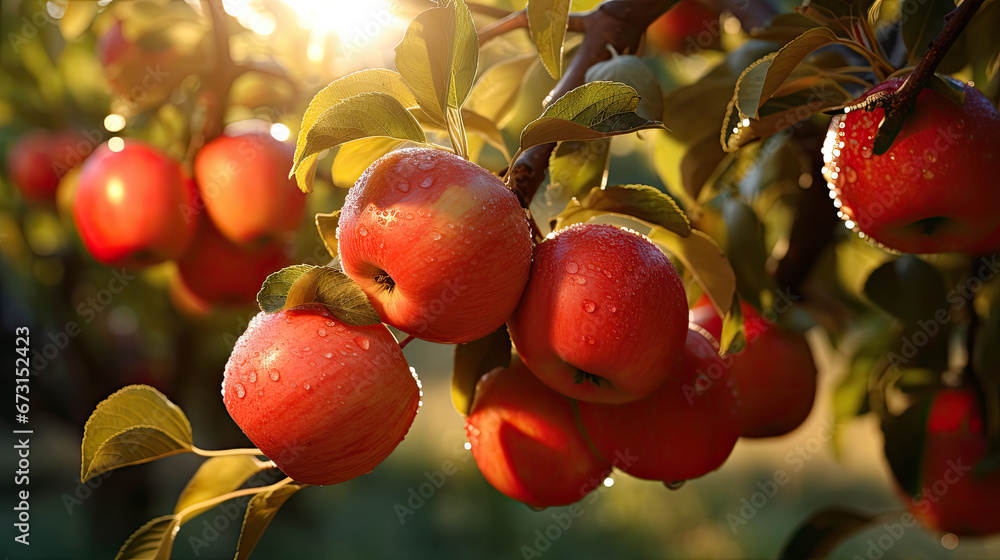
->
870 0 986 155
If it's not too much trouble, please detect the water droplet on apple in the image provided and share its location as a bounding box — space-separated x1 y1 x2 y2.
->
463 238 471 244
235 383 246 398
269 369 280 381
923 169 935 179
431 230 442 240
608 304 617 313
257 390 264 396
325 353 333 358
665 480 685 490
861 146 872 159
309 361 316 366
582 300 596 313
291 382 297 388
418 160 436 170
248 370 257 383
587 336 595 345
405 213 414 220
397 180 410 192
354 336 371 351
419 176 434 188
304 383 311 390
359 227 368 236
844 167 857 184
565 262 579 274
576 277 586 285
528 505 547 512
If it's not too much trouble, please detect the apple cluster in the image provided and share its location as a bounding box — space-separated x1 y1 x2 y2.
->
219 147 819 503
36 130 305 308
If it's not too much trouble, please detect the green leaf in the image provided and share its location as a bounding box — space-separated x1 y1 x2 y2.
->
234 483 308 560
452 326 512 416
779 507 874 560
720 296 746 355
734 28 840 119
647 229 740 352
114 515 180 560
519 82 664 151
863 255 947 324
174 456 270 516
527 0 572 79
332 137 407 188
258 265 381 326
314 211 340 261
882 396 934 497
394 0 478 125
81 385 193 482
293 69 417 192
902 0 953 66
584 55 664 121
548 139 611 201
294 92 426 187
723 198 773 309
257 265 317 313
551 185 691 237
466 53 537 126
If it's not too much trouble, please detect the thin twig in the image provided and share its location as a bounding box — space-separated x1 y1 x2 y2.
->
466 2 513 19
869 0 986 155
478 9 527 46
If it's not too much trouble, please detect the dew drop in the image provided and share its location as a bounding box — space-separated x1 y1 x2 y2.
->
861 146 872 159
565 261 579 274
418 160 435 170
304 383 311 390
923 169 935 180
317 328 328 337
431 230 442 240
325 353 333 358
397 180 410 192
405 213 414 220
354 336 371 351
291 382 296 388
576 276 586 285
844 167 858 184
359 227 368 237
248 370 257 383
419 176 434 188
582 299 597 313
926 152 938 163
608 304 617 313
269 369 280 381
587 336 595 345
257 390 263 397
309 361 316 366
235 383 246 398
665 480 685 490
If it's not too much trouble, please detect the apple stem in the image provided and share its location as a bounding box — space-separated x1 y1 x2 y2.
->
399 335 416 349
868 0 986 155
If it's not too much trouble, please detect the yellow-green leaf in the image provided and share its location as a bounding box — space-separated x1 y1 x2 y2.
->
551 184 691 237
59 1 99 41
174 456 270 516
114 515 180 560
234 483 308 560
734 28 840 120
720 295 746 355
394 0 478 125
293 69 416 192
519 82 663 151
284 267 381 325
548 139 611 202
527 0 572 79
294 92 426 186
466 53 537 126
315 211 340 261
647 228 738 347
81 385 193 482
332 138 407 188
452 326 512 416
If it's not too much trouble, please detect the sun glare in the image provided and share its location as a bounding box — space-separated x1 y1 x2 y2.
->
279 0 393 42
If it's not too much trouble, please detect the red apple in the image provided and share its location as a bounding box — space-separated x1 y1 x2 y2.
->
692 298 816 438
577 328 740 482
824 77 1000 254
466 355 611 508
177 220 290 306
338 147 532 344
506 223 688 404
73 140 198 267
223 306 420 485
96 20 195 105
887 388 1000 535
646 0 719 54
6 130 93 202
194 132 305 245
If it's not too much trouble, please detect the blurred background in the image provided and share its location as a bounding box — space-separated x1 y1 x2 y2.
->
3 0 1000 558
